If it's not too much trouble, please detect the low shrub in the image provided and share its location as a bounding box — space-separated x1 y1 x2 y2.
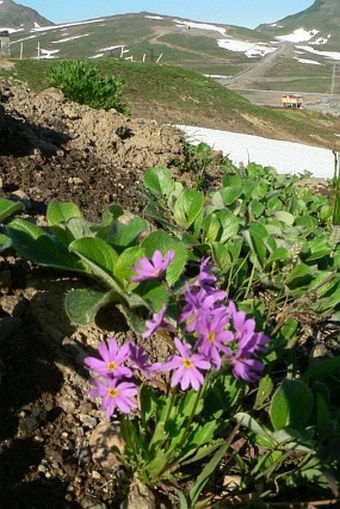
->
47 60 129 115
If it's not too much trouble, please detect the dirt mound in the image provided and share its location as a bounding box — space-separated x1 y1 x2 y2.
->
0 80 185 220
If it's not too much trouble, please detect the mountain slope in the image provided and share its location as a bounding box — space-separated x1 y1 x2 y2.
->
0 0 53 29
257 0 340 50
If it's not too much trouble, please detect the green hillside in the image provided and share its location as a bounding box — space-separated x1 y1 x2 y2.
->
5 58 340 151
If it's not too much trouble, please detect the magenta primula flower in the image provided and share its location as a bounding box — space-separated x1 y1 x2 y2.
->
180 284 226 333
89 377 138 417
131 250 175 282
84 338 132 379
194 257 217 289
196 307 234 368
227 300 270 382
159 338 211 391
142 304 168 338
128 342 152 375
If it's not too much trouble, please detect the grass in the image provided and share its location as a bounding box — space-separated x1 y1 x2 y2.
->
3 58 340 150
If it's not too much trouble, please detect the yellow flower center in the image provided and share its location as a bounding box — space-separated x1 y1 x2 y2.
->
107 361 117 371
107 388 119 398
207 331 216 344
182 358 193 369
151 268 161 277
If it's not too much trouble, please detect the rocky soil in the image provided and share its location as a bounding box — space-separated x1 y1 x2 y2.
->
0 82 190 508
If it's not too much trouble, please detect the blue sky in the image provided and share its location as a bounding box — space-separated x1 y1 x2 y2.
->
19 1 314 28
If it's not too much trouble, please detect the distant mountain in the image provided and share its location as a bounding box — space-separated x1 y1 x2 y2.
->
4 1 340 95
257 0 340 50
0 0 53 30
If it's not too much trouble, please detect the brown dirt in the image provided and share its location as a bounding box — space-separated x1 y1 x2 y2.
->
0 81 190 508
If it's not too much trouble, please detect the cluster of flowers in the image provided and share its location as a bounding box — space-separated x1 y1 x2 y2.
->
84 250 269 418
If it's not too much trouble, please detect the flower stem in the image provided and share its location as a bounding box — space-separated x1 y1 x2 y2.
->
177 386 203 451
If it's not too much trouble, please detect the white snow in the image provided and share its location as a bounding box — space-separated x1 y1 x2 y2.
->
10 34 38 44
31 19 104 32
172 19 227 36
52 33 91 43
276 28 319 43
217 38 275 58
0 27 23 34
38 48 60 59
145 15 164 20
33 22 41 28
313 37 329 45
294 57 321 65
99 44 125 51
89 53 104 59
177 125 335 179
296 44 340 61
0 1 4 5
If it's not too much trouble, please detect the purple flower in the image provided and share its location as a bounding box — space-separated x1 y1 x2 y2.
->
194 257 217 289
159 338 211 391
89 377 138 417
128 342 152 374
84 338 132 379
180 284 226 333
228 301 270 382
196 307 234 369
142 305 168 338
131 250 175 282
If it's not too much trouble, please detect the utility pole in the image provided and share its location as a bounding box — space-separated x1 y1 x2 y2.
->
331 63 336 96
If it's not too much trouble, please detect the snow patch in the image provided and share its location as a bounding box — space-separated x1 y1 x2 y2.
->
33 22 41 28
172 19 226 36
90 53 104 59
217 38 275 58
52 33 91 44
0 27 24 34
10 34 38 44
38 48 60 59
31 18 104 32
145 15 164 20
296 44 340 61
177 125 334 179
294 57 321 65
276 28 319 43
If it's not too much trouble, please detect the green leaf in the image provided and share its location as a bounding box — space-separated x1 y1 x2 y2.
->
173 189 204 229
220 186 243 205
137 281 168 311
141 231 186 286
65 288 118 324
108 217 149 248
69 237 120 287
0 198 24 222
313 382 330 434
143 166 175 196
46 199 83 226
267 246 291 264
113 246 145 288
249 199 265 219
0 233 11 251
303 356 340 381
211 242 231 270
254 375 274 410
273 211 295 225
202 213 221 242
6 218 86 272
217 210 240 242
101 204 124 226
270 379 313 431
303 237 331 262
285 263 314 288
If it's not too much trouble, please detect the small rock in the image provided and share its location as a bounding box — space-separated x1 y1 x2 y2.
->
89 422 124 469
81 496 108 509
